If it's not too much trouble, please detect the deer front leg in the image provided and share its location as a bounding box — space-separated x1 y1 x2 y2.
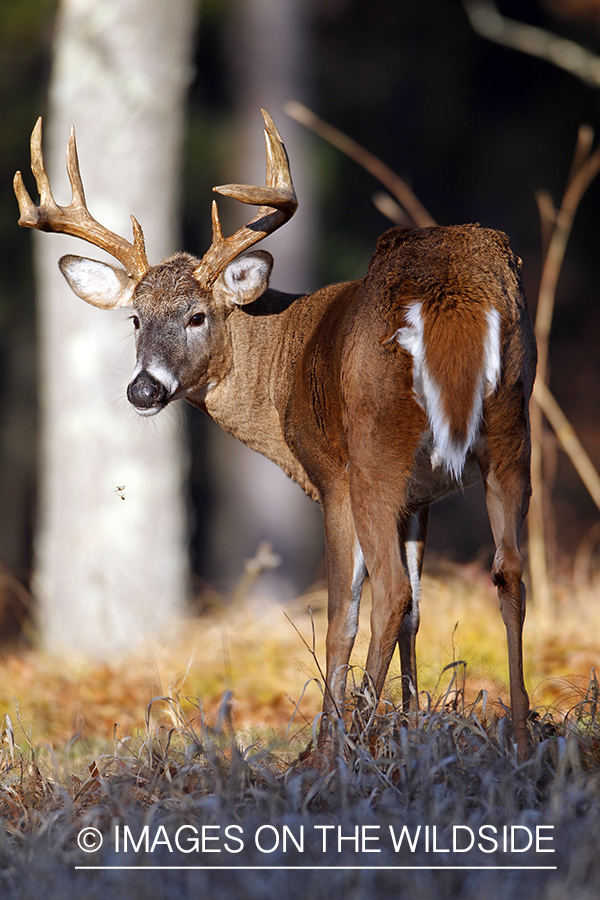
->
398 505 429 714
361 536 413 704
317 490 366 755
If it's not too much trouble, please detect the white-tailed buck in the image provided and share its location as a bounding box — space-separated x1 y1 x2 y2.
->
15 112 536 760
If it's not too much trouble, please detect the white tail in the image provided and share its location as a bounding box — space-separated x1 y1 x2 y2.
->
395 301 502 478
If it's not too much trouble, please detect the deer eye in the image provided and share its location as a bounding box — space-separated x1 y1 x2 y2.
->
188 312 206 328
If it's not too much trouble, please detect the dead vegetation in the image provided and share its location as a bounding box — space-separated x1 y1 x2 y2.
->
0 566 599 897
0 668 600 898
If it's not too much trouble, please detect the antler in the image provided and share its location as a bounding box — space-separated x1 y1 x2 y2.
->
194 109 298 288
14 118 149 280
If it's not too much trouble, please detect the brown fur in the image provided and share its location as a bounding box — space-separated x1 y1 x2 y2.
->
228 225 535 761
17 119 537 762
422 295 487 445
70 225 540 762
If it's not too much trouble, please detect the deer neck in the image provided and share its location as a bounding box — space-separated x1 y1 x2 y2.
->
201 288 321 498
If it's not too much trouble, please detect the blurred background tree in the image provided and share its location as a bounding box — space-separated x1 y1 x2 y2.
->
1 0 600 652
5 0 197 656
32 0 199 657
199 0 323 598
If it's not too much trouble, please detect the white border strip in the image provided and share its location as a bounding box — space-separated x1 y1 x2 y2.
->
75 865 557 871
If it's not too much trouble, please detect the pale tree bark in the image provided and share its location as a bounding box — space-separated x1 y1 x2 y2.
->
207 0 323 597
33 0 198 657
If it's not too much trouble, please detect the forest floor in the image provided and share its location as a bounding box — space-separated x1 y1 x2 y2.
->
0 559 596 753
0 563 598 899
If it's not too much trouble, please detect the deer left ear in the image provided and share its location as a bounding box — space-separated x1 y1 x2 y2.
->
59 255 136 309
218 250 273 306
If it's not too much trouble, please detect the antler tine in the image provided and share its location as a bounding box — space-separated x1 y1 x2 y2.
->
194 110 298 287
31 117 56 210
14 118 55 224
14 118 149 281
211 199 224 242
65 124 87 209
263 109 294 191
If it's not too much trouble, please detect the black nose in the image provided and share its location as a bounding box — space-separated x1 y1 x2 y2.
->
127 370 168 409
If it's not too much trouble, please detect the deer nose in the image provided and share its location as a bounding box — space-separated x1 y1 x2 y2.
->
127 370 168 411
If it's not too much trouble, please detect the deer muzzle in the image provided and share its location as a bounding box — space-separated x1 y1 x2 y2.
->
127 369 170 415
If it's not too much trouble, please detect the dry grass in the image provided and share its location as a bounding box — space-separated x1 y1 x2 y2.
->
0 657 599 898
0 566 599 898
0 563 598 754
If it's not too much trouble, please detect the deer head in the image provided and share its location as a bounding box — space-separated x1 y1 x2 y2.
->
14 111 297 415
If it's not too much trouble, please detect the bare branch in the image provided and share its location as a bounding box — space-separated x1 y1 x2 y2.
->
534 380 600 514
535 190 557 261
535 127 600 374
529 127 600 611
463 0 600 88
285 100 436 228
372 192 414 227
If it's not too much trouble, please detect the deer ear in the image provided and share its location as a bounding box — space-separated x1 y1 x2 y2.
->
218 250 273 306
59 255 136 309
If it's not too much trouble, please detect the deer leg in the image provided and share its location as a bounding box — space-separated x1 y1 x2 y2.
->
398 505 429 714
481 456 531 761
317 489 366 753
361 523 412 704
348 478 414 706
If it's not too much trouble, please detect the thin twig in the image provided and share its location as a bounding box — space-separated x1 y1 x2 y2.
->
534 380 600 513
536 190 556 262
463 0 600 89
282 608 341 718
529 128 600 612
536 129 600 366
285 100 436 228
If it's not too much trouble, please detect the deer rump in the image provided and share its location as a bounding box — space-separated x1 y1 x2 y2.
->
371 225 513 481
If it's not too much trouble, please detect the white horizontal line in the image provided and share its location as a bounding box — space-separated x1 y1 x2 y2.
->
75 865 558 871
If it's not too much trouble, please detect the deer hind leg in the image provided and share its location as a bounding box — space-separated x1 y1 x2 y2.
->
318 488 367 753
398 505 429 714
348 470 415 712
480 449 531 761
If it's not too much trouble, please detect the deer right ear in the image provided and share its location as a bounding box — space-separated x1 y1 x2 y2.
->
218 250 273 306
59 255 136 309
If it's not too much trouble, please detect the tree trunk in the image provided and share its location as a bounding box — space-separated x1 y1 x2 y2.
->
33 0 198 657
204 0 323 598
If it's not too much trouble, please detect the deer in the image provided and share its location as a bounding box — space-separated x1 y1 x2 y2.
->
14 111 536 761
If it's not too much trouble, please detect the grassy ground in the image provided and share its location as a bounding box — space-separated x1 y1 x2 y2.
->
0 561 596 752
0 564 599 898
